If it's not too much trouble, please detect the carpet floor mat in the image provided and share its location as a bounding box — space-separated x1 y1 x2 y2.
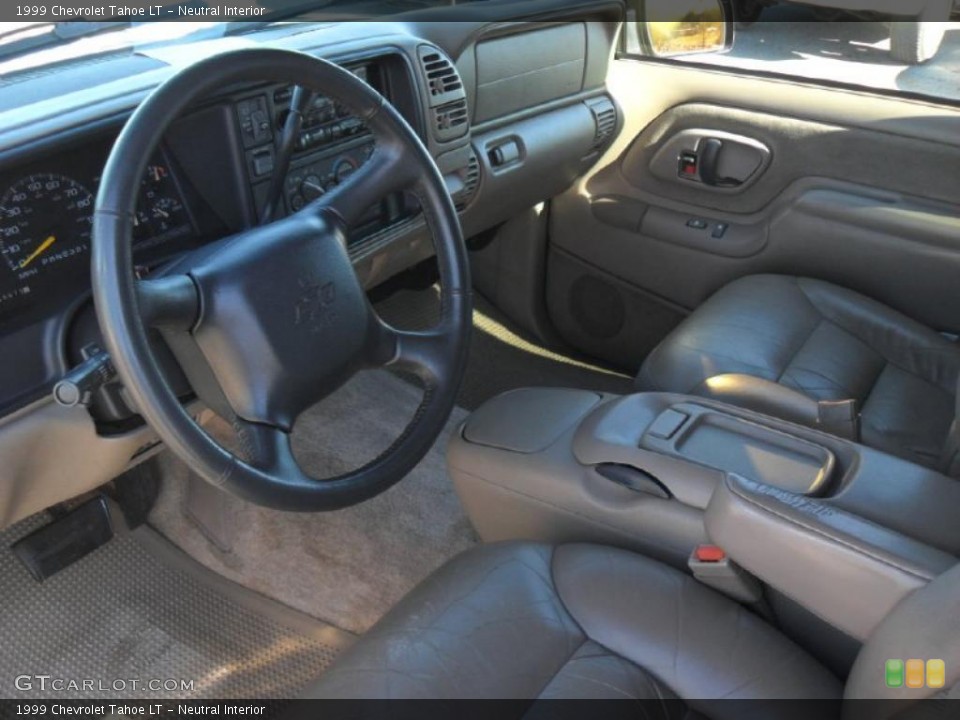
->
0 514 353 700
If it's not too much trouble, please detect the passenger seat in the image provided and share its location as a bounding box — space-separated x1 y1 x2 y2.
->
637 275 960 475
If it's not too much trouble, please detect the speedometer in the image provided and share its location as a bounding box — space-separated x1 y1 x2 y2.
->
0 173 93 281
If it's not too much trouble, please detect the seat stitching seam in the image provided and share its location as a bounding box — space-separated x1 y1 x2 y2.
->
797 279 960 390
549 547 690 703
776 317 825 386
527 546 593 703
524 635 591 704
858 361 890 418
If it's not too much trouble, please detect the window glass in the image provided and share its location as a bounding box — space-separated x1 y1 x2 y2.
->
624 3 960 103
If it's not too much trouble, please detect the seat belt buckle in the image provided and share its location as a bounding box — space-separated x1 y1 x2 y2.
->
688 544 762 604
816 399 860 442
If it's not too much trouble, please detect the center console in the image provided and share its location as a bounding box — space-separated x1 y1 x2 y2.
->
448 388 960 643
230 58 414 238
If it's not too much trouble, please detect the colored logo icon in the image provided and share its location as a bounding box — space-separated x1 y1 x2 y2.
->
885 659 945 688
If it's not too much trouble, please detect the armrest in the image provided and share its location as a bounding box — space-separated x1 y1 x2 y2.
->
693 374 858 441
705 474 957 641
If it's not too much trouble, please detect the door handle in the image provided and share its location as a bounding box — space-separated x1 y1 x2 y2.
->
698 138 743 188
666 131 770 190
698 138 724 186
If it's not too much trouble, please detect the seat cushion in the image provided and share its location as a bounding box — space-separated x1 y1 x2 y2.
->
637 275 960 470
306 542 841 715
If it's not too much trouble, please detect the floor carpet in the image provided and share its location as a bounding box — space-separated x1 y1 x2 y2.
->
149 370 476 636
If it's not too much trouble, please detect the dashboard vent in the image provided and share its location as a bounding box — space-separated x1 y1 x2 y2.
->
463 152 481 196
417 45 467 114
585 96 618 150
455 151 482 210
433 99 470 142
420 50 463 97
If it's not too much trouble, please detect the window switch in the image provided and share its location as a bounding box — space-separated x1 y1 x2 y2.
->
686 218 708 230
712 222 729 239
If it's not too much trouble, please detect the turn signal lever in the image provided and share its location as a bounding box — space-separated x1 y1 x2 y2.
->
53 345 117 408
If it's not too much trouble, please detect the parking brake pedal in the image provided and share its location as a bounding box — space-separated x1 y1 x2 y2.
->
11 497 114 581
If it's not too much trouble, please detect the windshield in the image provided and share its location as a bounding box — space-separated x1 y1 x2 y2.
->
0 0 463 75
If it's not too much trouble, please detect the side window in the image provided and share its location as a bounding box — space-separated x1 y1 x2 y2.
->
621 0 960 104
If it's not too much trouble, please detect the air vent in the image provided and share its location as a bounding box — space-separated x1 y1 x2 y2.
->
463 152 480 196
455 152 481 210
421 51 462 97
417 45 466 109
585 96 618 150
433 99 470 142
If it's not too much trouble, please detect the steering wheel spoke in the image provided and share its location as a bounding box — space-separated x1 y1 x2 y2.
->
235 419 301 477
137 274 200 330
369 314 456 387
308 145 415 230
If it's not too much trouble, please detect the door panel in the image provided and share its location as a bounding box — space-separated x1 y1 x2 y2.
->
548 59 960 369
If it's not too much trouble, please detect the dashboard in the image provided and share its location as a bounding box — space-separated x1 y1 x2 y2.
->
0 55 427 419
0 9 625 529
0 59 403 338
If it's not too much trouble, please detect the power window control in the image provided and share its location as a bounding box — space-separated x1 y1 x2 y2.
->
686 218 708 230
712 222 729 238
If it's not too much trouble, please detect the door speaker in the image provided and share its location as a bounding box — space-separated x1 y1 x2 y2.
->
569 274 626 339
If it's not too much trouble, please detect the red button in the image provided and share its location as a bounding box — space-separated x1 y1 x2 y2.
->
695 545 726 562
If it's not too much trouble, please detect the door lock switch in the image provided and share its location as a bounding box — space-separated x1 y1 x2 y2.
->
678 151 698 179
712 222 729 238
686 218 709 230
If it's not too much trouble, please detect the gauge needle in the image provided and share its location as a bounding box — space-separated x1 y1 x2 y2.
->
19 235 56 269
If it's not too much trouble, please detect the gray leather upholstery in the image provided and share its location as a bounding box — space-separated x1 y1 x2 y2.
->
308 542 842 712
706 474 957 642
637 275 960 472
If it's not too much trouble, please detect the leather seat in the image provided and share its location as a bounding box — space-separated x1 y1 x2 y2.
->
307 542 960 715
309 543 841 710
637 275 960 473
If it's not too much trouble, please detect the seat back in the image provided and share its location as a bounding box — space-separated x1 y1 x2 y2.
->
844 562 960 715
942 377 960 477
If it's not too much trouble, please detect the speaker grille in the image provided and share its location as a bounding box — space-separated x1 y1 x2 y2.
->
569 275 626 339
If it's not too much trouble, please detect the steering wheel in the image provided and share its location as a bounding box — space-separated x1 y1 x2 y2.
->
92 48 471 511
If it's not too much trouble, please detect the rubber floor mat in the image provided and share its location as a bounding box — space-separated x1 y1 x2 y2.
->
0 513 353 700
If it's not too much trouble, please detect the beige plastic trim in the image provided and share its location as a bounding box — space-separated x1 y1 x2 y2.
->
0 397 202 529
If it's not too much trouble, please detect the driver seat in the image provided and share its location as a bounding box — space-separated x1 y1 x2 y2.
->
306 542 959 714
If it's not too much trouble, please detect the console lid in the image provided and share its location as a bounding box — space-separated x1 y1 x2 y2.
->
705 474 957 641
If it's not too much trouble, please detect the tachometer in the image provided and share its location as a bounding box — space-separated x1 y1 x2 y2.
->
0 173 93 281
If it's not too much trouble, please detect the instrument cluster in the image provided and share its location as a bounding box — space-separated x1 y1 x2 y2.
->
0 139 195 331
